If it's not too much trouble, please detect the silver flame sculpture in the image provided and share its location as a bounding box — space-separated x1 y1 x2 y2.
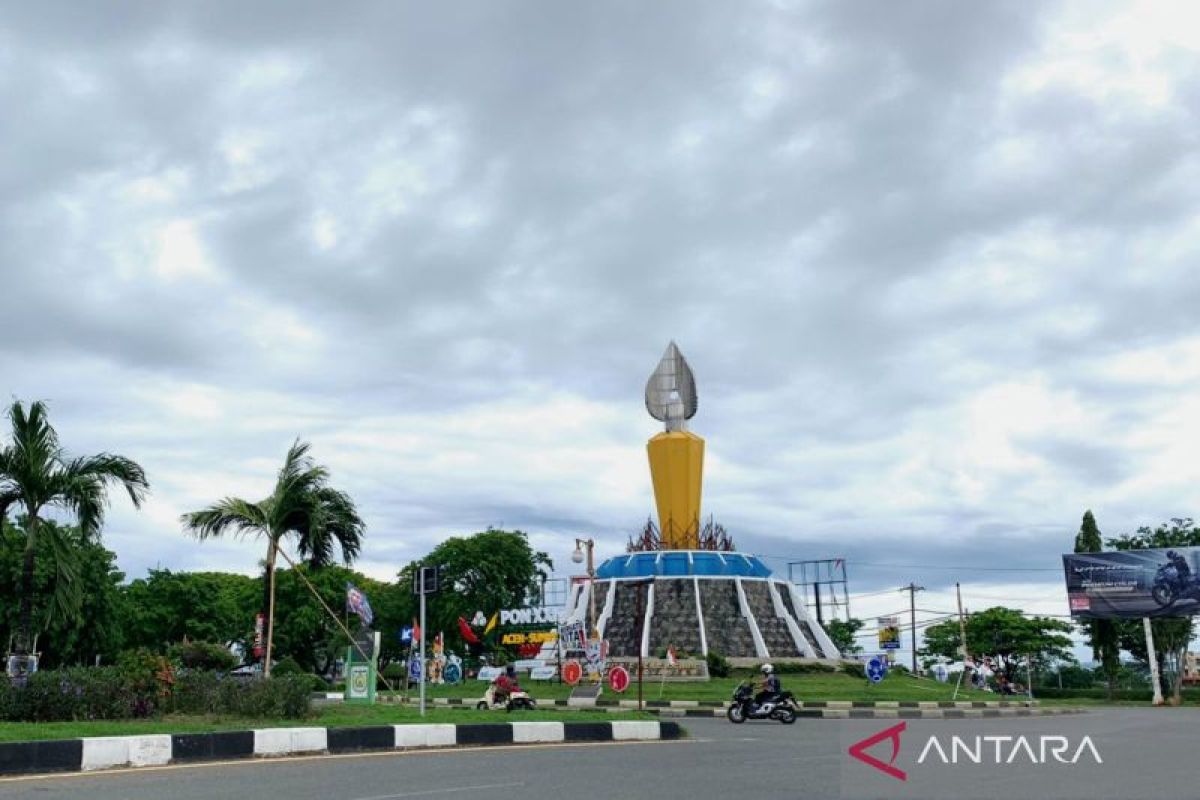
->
644 341 698 432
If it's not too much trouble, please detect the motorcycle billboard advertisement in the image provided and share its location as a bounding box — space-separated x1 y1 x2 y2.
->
1062 548 1200 618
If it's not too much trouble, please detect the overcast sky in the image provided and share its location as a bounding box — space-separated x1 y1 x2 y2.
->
3 1 1199 655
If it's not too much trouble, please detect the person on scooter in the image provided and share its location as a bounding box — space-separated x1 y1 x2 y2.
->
493 664 518 705
754 663 781 709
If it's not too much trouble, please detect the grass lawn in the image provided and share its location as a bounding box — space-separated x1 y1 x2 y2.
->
0 704 653 743
397 671 999 703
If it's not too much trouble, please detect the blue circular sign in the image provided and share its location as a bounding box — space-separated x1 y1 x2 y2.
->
866 656 888 684
443 661 462 685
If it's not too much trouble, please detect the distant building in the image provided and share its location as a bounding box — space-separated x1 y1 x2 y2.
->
1184 652 1200 685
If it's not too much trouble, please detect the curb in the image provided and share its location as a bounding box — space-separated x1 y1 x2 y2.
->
653 707 1084 720
0 721 683 778
376 696 1038 711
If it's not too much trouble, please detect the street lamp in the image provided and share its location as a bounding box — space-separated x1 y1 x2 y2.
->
572 538 596 637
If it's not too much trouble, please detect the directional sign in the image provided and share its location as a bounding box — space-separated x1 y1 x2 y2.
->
866 656 888 684
608 665 630 693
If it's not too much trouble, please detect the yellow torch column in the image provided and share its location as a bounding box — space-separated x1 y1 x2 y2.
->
647 430 705 549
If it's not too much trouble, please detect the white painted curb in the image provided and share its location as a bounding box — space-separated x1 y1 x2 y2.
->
81 735 172 771
393 724 456 749
611 721 662 741
511 722 565 743
254 727 328 756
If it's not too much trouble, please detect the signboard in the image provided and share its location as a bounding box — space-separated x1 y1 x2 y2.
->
562 660 583 685
1063 548 1200 618
530 666 558 680
350 628 375 662
877 616 901 650
558 621 586 653
347 664 371 700
408 654 423 683
866 656 888 684
477 666 503 682
608 664 630 693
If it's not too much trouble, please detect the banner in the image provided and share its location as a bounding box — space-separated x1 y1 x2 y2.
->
1063 548 1200 618
877 616 901 650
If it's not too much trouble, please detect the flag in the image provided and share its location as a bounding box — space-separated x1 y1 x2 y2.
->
667 645 678 666
457 616 481 645
345 583 374 626
412 618 422 645
484 612 498 635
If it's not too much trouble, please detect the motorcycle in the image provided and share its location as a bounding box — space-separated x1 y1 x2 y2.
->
726 681 797 724
1152 564 1200 608
475 684 537 712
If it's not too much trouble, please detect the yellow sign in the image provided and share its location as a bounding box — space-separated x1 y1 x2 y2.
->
500 631 558 646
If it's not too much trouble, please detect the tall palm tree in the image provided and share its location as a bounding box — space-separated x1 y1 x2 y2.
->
0 400 149 660
181 440 364 677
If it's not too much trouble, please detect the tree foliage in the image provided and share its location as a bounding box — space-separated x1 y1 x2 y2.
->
1075 510 1120 698
181 439 364 676
0 400 148 653
1106 517 1200 704
825 617 864 655
120 569 259 654
922 606 1074 680
399 529 552 652
0 518 126 667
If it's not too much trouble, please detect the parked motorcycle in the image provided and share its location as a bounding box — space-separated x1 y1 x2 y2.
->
726 681 797 724
475 684 537 712
1152 564 1199 608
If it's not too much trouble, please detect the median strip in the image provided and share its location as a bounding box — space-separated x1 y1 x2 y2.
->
0 721 684 778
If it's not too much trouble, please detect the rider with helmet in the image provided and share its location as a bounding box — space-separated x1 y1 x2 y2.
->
755 663 782 708
1167 550 1191 585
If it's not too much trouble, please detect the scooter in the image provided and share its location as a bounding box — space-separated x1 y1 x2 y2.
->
726 681 797 724
475 684 537 712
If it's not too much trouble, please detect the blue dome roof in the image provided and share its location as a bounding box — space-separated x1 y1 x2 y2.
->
595 551 772 579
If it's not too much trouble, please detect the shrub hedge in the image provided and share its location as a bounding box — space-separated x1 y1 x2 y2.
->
0 668 312 722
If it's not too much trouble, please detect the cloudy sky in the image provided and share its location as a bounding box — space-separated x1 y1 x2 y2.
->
3 1 1199 655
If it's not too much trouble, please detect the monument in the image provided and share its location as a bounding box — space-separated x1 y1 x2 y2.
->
563 342 841 662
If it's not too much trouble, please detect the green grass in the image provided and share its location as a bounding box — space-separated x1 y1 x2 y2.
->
395 671 998 703
0 703 653 743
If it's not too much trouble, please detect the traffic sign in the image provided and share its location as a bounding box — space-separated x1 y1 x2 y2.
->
562 660 583 686
866 656 888 684
608 665 630 693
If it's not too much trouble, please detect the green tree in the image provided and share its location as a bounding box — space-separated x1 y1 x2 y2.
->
0 400 148 659
269 565 389 674
400 529 552 651
119 569 259 654
181 440 365 677
922 606 1074 682
1107 517 1200 704
0 518 126 666
825 618 864 655
1075 509 1120 699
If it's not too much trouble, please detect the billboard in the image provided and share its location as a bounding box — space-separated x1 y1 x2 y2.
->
1063 547 1200 618
877 616 901 650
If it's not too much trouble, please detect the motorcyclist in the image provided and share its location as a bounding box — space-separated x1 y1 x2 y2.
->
493 664 518 705
754 663 781 709
1167 551 1191 585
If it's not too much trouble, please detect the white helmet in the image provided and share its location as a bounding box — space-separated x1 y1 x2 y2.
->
761 663 774 675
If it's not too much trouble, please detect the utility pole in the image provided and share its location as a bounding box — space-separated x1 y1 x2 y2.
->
955 582 970 666
905 583 925 674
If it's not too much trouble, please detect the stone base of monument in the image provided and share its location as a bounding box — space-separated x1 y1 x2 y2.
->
567 551 842 662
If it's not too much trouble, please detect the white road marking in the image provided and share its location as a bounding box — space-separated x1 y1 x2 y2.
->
351 781 525 799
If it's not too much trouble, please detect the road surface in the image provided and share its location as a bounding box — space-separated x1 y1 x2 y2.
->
0 709 1194 799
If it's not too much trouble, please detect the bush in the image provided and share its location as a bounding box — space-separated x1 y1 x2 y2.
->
0 667 158 722
271 656 305 676
706 651 731 678
169 641 238 672
0 669 313 722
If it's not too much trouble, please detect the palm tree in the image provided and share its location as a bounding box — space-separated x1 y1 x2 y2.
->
0 400 149 662
181 440 364 677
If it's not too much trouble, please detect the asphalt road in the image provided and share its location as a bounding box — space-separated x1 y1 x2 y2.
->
0 709 1195 799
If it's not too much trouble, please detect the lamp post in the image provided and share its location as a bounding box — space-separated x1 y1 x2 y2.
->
571 538 596 637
